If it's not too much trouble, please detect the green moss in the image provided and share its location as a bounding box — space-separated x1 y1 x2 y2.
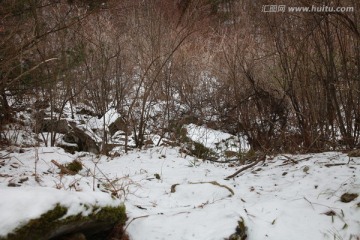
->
1 203 126 240
66 160 83 173
228 217 247 240
191 141 215 159
2 204 67 240
91 205 127 224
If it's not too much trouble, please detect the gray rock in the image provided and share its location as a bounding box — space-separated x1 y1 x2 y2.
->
108 117 129 136
63 127 99 154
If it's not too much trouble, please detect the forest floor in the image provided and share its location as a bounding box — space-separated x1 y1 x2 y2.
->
0 145 359 239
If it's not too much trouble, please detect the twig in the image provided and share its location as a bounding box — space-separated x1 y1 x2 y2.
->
0 152 11 159
224 161 259 180
34 148 41 182
189 181 235 196
297 156 312 162
124 209 192 233
279 156 312 166
92 157 100 191
124 215 149 232
79 157 135 199
169 211 191 216
324 163 347 167
225 155 266 180
94 163 121 196
303 197 315 210
11 58 58 83
12 156 24 165
51 159 76 175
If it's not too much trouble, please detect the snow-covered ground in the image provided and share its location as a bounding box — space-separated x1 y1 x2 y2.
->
0 146 359 239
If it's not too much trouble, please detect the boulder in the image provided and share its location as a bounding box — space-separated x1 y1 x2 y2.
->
108 117 129 136
63 134 77 144
101 143 122 155
63 127 99 154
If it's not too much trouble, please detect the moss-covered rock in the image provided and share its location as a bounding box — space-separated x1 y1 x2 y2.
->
1 203 126 240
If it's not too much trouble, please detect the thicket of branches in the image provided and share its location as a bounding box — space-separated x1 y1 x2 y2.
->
1 0 359 153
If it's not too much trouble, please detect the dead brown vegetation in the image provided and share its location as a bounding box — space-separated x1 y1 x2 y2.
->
0 0 359 153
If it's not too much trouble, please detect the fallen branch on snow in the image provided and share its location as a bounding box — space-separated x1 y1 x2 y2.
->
224 154 266 180
324 163 347 167
51 160 76 175
279 155 312 166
